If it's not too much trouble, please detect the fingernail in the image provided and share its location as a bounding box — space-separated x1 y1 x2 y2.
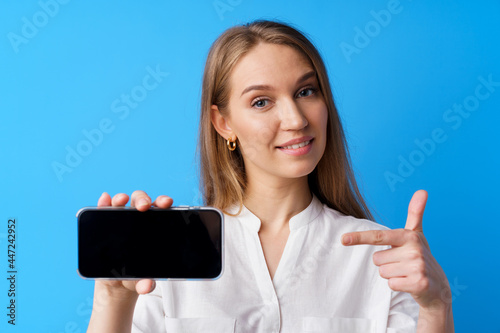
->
342 235 352 245
138 199 149 207
150 282 156 292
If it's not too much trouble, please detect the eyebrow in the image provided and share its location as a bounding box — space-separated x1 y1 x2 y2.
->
240 70 317 97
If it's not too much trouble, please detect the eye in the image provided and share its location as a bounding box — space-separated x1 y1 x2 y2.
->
251 98 269 108
297 87 317 98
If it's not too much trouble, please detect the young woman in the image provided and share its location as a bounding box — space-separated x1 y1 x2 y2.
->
87 20 454 332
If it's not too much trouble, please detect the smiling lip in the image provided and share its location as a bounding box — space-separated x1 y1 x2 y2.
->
277 136 314 148
277 136 314 156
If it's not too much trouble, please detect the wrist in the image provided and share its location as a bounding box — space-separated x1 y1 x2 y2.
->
418 301 454 333
419 302 451 318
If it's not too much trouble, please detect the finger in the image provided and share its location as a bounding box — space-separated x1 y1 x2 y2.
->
378 262 408 279
342 229 407 247
130 190 152 211
387 277 410 292
373 246 410 266
97 192 111 206
111 193 129 207
404 190 428 232
152 195 173 208
135 279 156 295
388 275 430 296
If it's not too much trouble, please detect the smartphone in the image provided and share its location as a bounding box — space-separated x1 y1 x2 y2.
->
77 206 223 280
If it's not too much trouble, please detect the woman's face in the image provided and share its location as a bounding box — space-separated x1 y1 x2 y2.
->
220 42 328 183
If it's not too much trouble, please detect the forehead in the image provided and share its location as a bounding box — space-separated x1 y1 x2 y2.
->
229 43 314 93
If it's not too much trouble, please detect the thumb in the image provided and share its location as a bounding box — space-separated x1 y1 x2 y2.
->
404 189 428 232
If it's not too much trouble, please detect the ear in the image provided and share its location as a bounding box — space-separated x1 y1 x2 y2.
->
211 105 235 141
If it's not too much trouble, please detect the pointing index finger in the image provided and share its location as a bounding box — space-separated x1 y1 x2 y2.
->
342 229 407 247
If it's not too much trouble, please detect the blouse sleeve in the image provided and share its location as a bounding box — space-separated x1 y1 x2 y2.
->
386 290 419 333
131 283 166 333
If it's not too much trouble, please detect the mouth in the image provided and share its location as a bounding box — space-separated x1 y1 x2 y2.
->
276 137 315 156
277 139 313 150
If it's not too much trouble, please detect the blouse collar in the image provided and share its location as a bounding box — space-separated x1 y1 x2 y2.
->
227 194 324 233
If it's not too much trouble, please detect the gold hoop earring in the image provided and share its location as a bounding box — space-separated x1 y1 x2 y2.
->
227 137 237 151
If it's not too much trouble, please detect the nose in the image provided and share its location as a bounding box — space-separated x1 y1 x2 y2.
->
279 99 308 130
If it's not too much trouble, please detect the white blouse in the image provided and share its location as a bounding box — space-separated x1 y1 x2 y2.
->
131 195 419 333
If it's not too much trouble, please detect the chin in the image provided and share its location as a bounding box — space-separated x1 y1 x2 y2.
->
278 162 318 179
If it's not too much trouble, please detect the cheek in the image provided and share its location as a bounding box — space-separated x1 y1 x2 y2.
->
255 126 276 145
237 123 276 162
322 109 328 133
312 103 329 133
313 104 329 154
236 117 277 148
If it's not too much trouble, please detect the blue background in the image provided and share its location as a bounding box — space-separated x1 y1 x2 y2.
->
1 0 499 331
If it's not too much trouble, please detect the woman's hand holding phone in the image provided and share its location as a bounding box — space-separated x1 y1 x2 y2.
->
88 190 173 333
95 190 174 296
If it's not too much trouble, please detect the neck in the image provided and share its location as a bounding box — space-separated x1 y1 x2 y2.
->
243 175 312 232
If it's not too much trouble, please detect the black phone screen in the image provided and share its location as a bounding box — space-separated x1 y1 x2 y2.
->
77 207 223 279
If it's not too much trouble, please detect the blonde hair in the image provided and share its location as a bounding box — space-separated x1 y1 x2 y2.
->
198 20 373 220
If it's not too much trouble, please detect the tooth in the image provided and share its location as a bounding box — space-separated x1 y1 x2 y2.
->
282 140 311 149
281 140 311 149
